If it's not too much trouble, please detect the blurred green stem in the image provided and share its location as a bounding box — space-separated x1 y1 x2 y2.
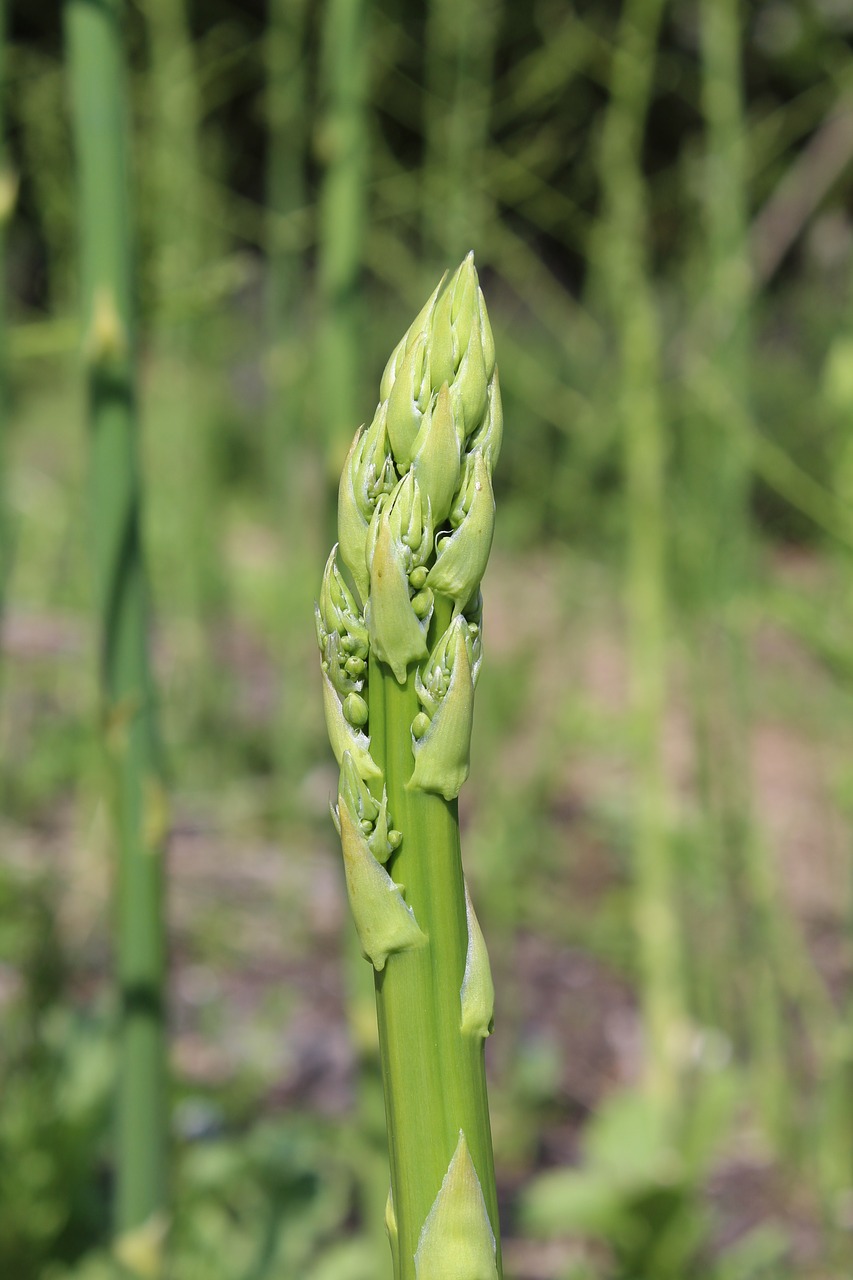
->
66 0 168 1258
696 0 791 1140
0 0 8 615
422 0 500 264
318 0 369 462
597 0 685 1109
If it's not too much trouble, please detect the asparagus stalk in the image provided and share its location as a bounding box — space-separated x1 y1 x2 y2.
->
596 0 685 1107
0 0 9 617
317 0 369 455
65 0 168 1261
317 254 502 1279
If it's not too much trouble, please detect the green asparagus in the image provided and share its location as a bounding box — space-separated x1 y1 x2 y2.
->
317 253 503 1279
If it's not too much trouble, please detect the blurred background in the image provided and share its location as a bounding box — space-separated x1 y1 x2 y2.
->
3 0 853 1276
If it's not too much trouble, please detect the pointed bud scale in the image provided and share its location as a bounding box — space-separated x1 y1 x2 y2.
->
427 452 495 615
467 371 502 469
338 407 396 603
411 385 462 527
366 475 433 683
339 752 399 864
409 618 477 801
386 1185 399 1257
414 1131 498 1280
460 881 495 1038
319 546 369 656
321 666 381 781
478 288 496 382
386 331 430 469
338 775 427 971
379 272 448 402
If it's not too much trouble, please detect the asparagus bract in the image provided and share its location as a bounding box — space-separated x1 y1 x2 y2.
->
317 253 502 1279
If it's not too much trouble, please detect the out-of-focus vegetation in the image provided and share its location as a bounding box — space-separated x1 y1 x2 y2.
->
3 0 853 1277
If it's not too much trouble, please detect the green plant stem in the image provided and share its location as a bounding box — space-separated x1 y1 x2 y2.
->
66 0 168 1251
369 595 501 1278
422 0 500 265
0 0 8 615
597 0 685 1109
318 0 369 460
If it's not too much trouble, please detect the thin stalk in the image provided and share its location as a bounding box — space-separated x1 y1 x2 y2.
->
696 0 792 1140
422 0 500 265
65 0 168 1258
266 0 309 374
596 0 685 1108
0 0 9 616
143 0 227 744
318 256 503 1277
265 0 323 809
317 0 369 461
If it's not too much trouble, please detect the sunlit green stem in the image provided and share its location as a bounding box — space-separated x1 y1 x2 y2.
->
66 0 168 1254
597 0 685 1109
370 595 501 1279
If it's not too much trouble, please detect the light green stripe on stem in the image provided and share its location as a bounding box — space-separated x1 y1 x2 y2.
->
370 593 500 1279
66 0 168 1253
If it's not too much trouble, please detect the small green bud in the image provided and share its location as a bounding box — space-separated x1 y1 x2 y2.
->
365 474 434 683
409 565 428 590
337 768 426 971
320 667 381 781
414 1131 498 1280
338 752 399 863
427 451 495 615
411 712 431 740
319 546 369 655
409 617 477 801
316 612 362 698
338 406 396 603
410 384 463 526
343 692 369 727
410 588 433 619
427 253 490 439
344 655 365 678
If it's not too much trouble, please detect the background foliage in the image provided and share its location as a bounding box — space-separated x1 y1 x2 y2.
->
3 0 853 1277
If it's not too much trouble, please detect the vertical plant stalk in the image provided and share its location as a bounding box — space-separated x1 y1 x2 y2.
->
143 0 227 745
317 0 369 459
317 255 503 1278
597 0 685 1107
696 0 789 1129
66 0 168 1261
266 0 309 374
0 0 10 616
422 0 500 266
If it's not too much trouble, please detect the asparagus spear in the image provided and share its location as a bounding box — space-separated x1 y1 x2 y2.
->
317 254 502 1279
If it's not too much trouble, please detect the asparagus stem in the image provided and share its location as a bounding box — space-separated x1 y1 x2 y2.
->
65 0 168 1256
318 0 369 456
422 0 499 265
0 0 9 618
597 0 685 1107
318 256 502 1277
